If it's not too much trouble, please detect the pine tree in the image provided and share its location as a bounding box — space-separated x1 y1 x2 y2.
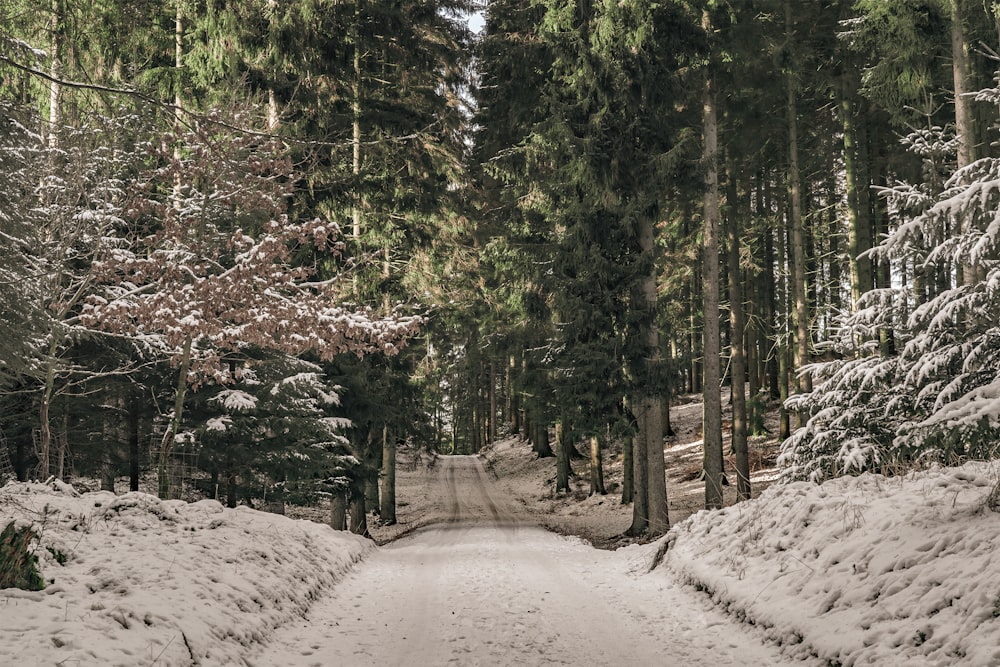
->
194 353 354 510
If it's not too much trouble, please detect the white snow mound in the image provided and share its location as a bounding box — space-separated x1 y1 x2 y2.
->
655 462 1000 666
0 481 372 666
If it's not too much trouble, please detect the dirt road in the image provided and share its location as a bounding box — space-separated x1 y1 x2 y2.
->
256 455 793 666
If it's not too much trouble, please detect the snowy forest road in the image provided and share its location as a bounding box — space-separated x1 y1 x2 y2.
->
255 455 792 666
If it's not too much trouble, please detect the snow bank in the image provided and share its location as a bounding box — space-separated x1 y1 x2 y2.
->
655 462 1000 666
0 481 373 666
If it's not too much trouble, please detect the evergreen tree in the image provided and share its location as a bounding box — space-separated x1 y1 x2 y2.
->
782 109 1000 479
0 101 43 387
193 353 354 510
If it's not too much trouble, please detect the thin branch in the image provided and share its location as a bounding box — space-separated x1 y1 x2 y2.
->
0 53 433 148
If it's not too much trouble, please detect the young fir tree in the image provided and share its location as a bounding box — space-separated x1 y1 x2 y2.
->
781 109 1000 480
194 353 354 510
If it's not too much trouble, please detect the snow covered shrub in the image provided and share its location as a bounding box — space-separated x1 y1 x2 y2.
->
192 353 355 508
0 522 44 591
782 114 1000 481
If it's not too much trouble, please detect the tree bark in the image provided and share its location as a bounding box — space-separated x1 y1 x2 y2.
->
489 361 497 445
57 403 68 481
381 424 396 525
351 0 362 240
629 420 648 534
555 419 571 492
159 334 192 499
630 209 670 534
839 75 873 312
46 0 63 149
643 394 669 532
589 435 606 496
621 431 633 504
364 431 380 517
727 167 750 502
701 53 724 512
330 491 347 531
786 0 810 403
952 0 973 171
128 392 140 492
101 396 116 491
532 416 554 458
349 473 368 536
951 0 980 287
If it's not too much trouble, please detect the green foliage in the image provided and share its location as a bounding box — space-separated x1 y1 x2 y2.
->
193 352 355 506
747 391 768 437
845 0 951 124
474 0 705 438
0 522 45 591
46 546 67 565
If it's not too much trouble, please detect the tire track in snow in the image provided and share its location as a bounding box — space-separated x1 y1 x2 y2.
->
257 455 797 667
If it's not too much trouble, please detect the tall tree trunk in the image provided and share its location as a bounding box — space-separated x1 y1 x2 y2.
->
951 0 980 286
555 419 571 492
777 223 791 441
628 418 648 534
786 0 810 405
621 430 634 504
872 148 897 357
489 361 497 445
349 473 368 537
381 424 397 525
57 403 68 481
159 334 192 499
532 414 554 458
702 55 724 512
351 0 362 240
364 431 380 517
745 242 760 407
172 0 184 207
727 167 750 502
763 225 779 400
330 491 347 531
827 175 843 317
632 210 669 534
128 391 140 492
952 0 974 171
101 394 116 491
839 75 873 311
46 0 62 149
688 268 702 394
589 434 606 496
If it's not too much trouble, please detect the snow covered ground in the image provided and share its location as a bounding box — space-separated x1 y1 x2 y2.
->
0 482 372 666
656 462 1000 666
3 403 1000 666
259 456 790 666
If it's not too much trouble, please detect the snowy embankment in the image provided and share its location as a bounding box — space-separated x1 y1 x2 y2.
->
0 482 372 666
655 462 1000 666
